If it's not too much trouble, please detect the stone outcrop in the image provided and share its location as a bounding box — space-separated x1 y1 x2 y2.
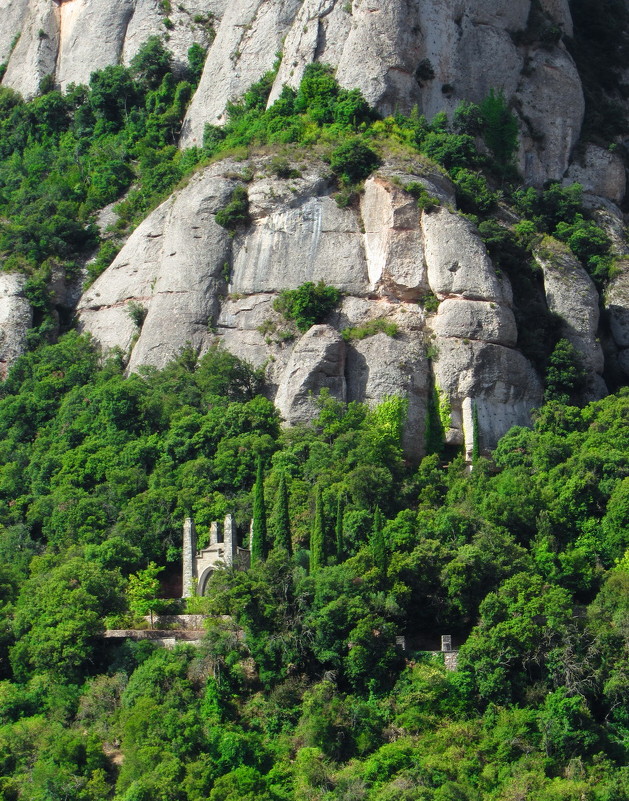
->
564 145 627 205
422 208 509 303
77 156 546 458
180 0 300 144
535 240 606 396
79 168 234 372
0 274 33 379
274 324 346 425
0 0 223 98
2 0 624 201
515 46 585 185
431 339 542 460
606 266 629 380
177 0 589 190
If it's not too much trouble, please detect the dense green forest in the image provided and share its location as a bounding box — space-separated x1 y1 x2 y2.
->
0 29 628 801
0 333 627 800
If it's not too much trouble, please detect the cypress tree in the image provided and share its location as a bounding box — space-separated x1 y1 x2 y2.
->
310 484 325 573
335 493 344 562
471 400 480 463
251 456 267 564
370 506 387 575
272 472 292 555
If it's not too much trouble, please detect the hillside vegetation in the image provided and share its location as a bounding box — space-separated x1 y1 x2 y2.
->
0 31 627 801
0 334 627 799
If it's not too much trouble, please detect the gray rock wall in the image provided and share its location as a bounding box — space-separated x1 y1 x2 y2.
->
77 158 546 460
2 0 625 203
1 0 225 97
0 274 33 379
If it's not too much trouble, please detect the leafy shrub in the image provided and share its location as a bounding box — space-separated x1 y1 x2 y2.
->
342 319 399 341
421 293 440 313
215 186 250 231
269 157 300 179
187 43 207 86
130 36 173 90
86 241 120 285
329 138 381 185
405 182 440 212
420 130 480 171
554 214 613 287
452 168 497 214
512 182 583 231
273 281 341 332
127 301 147 328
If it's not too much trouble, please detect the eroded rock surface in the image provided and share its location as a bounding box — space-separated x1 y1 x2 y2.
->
0 274 33 379
3 0 623 202
274 324 346 424
1 0 224 98
564 145 627 205
535 241 605 392
606 265 629 380
77 157 549 458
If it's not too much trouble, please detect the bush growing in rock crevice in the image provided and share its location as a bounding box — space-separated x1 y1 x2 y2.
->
273 281 342 332
215 186 250 231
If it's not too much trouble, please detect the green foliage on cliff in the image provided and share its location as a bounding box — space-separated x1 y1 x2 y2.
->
273 281 342 332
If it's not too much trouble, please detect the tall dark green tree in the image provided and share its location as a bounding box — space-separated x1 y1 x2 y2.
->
310 485 325 573
370 506 387 576
272 472 292 555
251 456 268 564
544 338 587 404
335 493 345 561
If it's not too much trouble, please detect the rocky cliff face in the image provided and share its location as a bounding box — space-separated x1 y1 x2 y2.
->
1 0 628 458
76 156 547 459
0 0 226 98
2 0 624 192
179 0 591 189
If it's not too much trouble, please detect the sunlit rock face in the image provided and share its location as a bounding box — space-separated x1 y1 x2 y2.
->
1 0 622 205
0 0 225 98
77 158 544 460
2 0 628 457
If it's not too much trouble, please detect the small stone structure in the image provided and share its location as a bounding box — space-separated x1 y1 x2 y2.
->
182 514 250 597
441 634 459 671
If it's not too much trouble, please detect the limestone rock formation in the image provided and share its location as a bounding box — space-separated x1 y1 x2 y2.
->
535 240 605 394
422 208 508 303
274 324 346 425
0 274 33 379
0 0 223 98
606 266 629 380
77 157 545 458
431 338 542 460
2 0 628 459
2 0 625 204
177 0 589 190
564 145 627 205
180 0 301 143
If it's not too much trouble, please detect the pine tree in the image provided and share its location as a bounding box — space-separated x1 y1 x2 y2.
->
335 493 344 562
310 485 325 573
370 506 387 576
272 472 292 555
251 456 267 564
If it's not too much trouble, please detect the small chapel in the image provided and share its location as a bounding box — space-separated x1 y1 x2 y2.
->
181 515 250 597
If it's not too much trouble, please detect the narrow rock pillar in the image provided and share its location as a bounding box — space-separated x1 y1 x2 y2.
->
209 521 218 545
441 634 452 652
182 517 197 598
224 514 237 566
